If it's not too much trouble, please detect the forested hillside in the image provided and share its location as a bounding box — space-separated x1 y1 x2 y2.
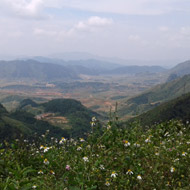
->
0 98 99 142
119 74 190 117
131 92 190 126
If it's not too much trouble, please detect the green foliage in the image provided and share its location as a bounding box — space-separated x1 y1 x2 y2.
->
0 119 190 189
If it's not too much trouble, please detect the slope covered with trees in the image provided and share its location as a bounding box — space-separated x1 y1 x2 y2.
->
118 74 190 117
131 92 190 126
0 98 99 142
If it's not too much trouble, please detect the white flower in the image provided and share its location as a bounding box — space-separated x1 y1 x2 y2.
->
126 169 133 175
38 170 44 174
164 132 170 137
43 159 49 165
145 138 151 143
170 167 175 173
92 117 97 122
44 147 50 153
137 175 142 180
83 157 89 162
40 145 44 149
59 137 66 144
99 165 105 170
77 146 82 151
182 152 187 156
50 170 55 175
105 181 110 186
111 171 118 178
155 152 159 156
173 158 179 162
32 185 37 189
79 138 85 142
91 121 96 127
107 125 111 130
124 140 130 147
134 143 140 147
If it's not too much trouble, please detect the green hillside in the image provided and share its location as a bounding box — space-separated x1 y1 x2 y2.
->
118 74 190 117
19 98 99 137
0 108 68 142
42 99 99 137
0 98 99 142
132 92 190 126
169 60 190 76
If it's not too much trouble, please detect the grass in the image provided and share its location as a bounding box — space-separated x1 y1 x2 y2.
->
0 118 190 189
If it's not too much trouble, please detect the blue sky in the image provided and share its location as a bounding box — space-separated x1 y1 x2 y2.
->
0 0 190 63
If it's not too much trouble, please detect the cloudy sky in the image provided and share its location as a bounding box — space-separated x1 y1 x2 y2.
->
0 0 190 62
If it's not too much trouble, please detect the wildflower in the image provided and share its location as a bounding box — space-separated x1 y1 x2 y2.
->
166 182 171 186
99 165 105 170
38 170 44 174
43 158 49 165
65 165 71 171
182 152 187 156
123 140 130 147
92 116 97 122
145 138 151 143
134 142 140 147
59 137 66 144
111 171 118 178
77 146 82 151
83 157 89 162
107 125 111 130
50 170 55 175
137 175 142 180
32 185 37 189
91 121 96 127
79 138 85 142
170 167 175 173
174 158 179 162
44 147 50 153
105 181 110 186
155 152 159 156
126 169 133 175
164 132 170 137
40 145 44 149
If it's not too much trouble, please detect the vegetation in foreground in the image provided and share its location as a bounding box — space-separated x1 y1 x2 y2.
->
0 117 190 190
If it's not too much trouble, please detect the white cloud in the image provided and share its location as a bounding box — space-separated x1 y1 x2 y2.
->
74 16 113 31
128 35 141 41
33 28 57 36
0 0 45 19
159 26 169 32
33 16 113 40
180 27 190 36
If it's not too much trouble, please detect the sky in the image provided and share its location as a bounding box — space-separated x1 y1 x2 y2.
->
0 0 190 62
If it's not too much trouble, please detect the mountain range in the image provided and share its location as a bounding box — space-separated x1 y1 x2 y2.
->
0 59 168 82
